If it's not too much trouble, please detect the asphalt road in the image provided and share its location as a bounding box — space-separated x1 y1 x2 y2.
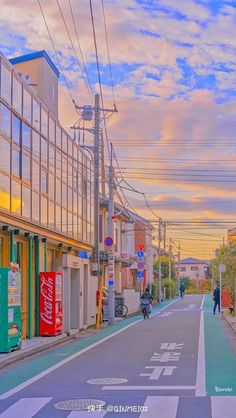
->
0 295 236 417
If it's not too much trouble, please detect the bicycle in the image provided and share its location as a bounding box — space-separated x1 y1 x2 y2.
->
115 303 128 318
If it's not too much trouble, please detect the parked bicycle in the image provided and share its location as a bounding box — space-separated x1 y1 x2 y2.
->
115 301 128 318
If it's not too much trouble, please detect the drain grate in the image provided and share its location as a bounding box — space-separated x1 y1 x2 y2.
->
54 399 106 411
87 378 128 385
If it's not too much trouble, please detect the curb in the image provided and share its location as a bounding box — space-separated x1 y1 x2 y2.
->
223 311 236 334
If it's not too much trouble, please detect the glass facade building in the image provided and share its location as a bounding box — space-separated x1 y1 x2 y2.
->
0 53 94 246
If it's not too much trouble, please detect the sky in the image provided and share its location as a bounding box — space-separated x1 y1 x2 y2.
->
1 0 236 259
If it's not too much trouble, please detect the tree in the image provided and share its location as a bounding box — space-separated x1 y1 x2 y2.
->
153 255 178 299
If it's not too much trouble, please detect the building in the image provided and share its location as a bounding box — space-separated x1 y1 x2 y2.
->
228 228 236 245
178 257 210 281
0 50 96 339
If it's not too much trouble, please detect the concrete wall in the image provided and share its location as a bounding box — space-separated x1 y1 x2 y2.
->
123 288 140 314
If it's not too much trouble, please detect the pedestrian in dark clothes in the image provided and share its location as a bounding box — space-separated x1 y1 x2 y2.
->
213 283 220 315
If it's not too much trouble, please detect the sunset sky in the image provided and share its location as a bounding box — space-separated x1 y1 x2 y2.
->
1 0 236 259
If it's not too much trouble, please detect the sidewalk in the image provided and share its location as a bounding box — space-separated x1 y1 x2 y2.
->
223 310 236 334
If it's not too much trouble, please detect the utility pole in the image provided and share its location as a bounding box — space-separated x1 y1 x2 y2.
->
158 219 162 303
177 243 181 297
163 222 166 251
169 240 172 300
108 143 115 325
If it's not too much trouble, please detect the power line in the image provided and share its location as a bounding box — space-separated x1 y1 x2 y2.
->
56 0 93 102
101 0 116 107
37 0 75 104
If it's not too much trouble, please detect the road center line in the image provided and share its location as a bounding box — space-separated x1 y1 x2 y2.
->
196 308 206 396
0 299 179 400
101 385 196 391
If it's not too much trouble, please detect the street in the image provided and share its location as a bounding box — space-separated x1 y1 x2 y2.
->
0 295 236 417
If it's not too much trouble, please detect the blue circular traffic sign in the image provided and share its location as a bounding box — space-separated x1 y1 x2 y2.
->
104 236 113 247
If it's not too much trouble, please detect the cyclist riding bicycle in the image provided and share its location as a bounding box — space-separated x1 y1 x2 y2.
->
140 288 153 316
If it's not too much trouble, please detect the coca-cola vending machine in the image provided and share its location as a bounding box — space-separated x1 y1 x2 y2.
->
39 272 63 336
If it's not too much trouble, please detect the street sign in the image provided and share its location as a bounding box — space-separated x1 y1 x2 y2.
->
137 271 143 278
108 280 114 286
137 262 144 270
137 251 144 258
138 244 145 251
104 237 113 247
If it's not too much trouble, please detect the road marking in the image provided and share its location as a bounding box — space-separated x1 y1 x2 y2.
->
101 385 196 391
200 294 205 310
196 309 206 396
0 397 52 417
211 396 236 418
140 366 176 380
68 412 106 417
139 396 178 418
0 299 179 400
188 304 196 309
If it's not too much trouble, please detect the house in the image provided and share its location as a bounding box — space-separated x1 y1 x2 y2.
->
178 257 210 280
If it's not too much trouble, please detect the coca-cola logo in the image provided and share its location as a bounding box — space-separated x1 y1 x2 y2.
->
40 276 54 325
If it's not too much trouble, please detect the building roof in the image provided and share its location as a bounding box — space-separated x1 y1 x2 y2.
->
179 257 209 265
9 50 60 78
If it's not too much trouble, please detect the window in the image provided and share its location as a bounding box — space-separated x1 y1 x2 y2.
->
41 108 48 138
32 192 39 222
73 191 77 213
0 136 10 173
68 187 72 209
68 139 72 156
49 145 55 171
32 99 40 131
23 88 32 123
41 196 48 226
62 156 67 182
62 183 67 207
41 137 48 167
49 117 55 143
0 103 11 136
32 162 40 191
0 172 10 211
41 169 48 194
55 205 61 230
12 115 21 146
22 186 31 219
13 76 22 114
72 167 78 191
62 209 67 233
48 201 55 228
22 123 31 151
68 212 72 236
56 179 61 204
56 150 61 177
191 266 199 271
73 215 77 237
56 125 61 148
12 148 21 177
21 153 31 182
11 179 21 214
49 173 55 200
180 267 186 272
1 64 11 103
62 132 67 153
99 214 103 242
32 130 40 161
68 160 72 187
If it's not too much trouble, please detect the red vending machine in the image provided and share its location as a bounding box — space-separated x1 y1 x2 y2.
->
39 272 63 336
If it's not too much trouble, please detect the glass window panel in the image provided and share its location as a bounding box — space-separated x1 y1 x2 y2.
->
56 125 61 148
78 194 82 218
23 88 32 123
68 187 72 210
1 64 11 103
48 201 54 229
12 115 21 146
22 123 31 151
0 172 10 211
22 153 31 182
78 217 82 240
68 160 72 187
73 144 77 161
49 117 55 143
41 169 48 194
73 215 77 237
41 137 48 167
62 209 67 234
32 162 40 191
62 183 67 207
55 205 61 231
0 103 11 136
83 219 87 242
32 130 40 161
22 186 31 219
62 156 67 182
56 150 61 177
73 191 77 213
32 99 40 131
56 179 61 204
12 148 20 177
72 168 78 191
62 132 67 153
49 145 55 172
68 212 73 236
11 179 21 214
68 139 72 156
32 192 39 222
49 173 55 200
0 136 10 173
41 196 48 226
13 76 22 114
41 108 48 138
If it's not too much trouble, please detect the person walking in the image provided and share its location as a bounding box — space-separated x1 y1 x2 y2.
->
213 283 220 315
179 283 185 298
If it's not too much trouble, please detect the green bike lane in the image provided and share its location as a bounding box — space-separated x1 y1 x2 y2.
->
204 294 236 396
0 298 177 398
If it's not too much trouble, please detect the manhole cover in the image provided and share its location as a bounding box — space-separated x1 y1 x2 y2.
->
54 399 106 411
87 378 128 385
